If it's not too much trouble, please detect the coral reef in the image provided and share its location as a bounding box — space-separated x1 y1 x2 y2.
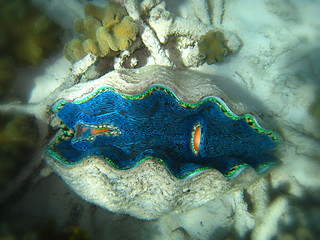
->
0 0 62 96
0 114 38 186
64 1 139 62
198 30 229 64
0 0 318 239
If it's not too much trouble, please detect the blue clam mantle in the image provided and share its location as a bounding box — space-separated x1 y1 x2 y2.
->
47 86 280 178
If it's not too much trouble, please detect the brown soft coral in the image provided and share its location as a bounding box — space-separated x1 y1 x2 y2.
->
64 1 139 62
198 30 229 64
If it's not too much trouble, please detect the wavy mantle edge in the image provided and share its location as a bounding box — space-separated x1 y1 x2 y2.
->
47 84 281 179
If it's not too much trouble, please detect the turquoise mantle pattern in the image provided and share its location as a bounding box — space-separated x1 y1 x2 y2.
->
47 85 280 179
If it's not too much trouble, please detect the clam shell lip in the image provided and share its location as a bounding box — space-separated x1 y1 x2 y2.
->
47 85 281 179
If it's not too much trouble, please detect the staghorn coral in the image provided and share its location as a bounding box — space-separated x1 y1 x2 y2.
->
198 30 229 64
64 1 139 63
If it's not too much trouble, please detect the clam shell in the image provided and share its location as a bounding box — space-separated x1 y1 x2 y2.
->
46 65 280 220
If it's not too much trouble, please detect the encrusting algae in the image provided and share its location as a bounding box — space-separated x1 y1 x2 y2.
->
198 30 229 64
64 1 139 62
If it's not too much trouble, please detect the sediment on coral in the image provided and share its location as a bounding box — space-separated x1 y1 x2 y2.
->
64 1 139 63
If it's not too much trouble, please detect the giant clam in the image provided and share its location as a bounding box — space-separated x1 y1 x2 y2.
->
45 63 280 220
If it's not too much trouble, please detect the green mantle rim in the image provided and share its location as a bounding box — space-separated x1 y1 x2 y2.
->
48 85 281 179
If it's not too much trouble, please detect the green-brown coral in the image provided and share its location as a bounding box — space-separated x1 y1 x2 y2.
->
0 114 38 186
64 1 139 62
198 30 229 64
0 0 62 96
0 0 62 66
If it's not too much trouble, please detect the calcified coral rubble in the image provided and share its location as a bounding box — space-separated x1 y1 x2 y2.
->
64 1 139 62
135 0 240 68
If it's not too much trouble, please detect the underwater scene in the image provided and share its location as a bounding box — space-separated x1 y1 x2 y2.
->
0 0 319 239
